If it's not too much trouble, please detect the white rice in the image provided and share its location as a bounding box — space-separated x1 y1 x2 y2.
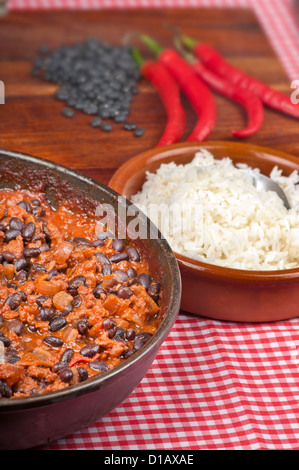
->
131 149 299 271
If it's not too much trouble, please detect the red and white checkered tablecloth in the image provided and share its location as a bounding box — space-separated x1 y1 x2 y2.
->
5 0 299 451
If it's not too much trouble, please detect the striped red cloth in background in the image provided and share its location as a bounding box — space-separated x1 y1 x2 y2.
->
4 0 299 450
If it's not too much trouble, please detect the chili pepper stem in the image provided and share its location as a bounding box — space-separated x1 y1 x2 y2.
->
180 35 198 51
131 46 145 67
139 34 164 57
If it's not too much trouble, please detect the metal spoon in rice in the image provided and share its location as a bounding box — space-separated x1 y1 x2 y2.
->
252 173 291 210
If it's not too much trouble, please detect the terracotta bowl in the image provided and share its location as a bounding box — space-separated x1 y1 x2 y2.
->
0 148 181 450
109 141 299 323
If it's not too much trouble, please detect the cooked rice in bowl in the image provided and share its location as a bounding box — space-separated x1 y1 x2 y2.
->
131 149 299 271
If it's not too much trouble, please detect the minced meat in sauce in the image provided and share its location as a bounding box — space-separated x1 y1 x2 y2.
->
0 190 161 399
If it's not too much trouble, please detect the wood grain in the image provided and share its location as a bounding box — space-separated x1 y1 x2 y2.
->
0 8 299 186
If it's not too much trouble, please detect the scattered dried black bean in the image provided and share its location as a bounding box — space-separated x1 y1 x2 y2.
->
134 127 145 137
62 107 75 118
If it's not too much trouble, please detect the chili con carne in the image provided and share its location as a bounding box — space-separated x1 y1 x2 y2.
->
0 190 161 398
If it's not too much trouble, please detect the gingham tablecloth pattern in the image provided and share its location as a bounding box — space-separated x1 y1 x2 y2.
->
5 0 299 450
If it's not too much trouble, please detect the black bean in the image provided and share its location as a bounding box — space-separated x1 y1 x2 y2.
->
117 286 133 299
73 236 91 246
36 295 52 307
103 318 116 331
76 319 88 336
43 336 64 348
46 268 58 281
94 252 110 265
109 252 129 264
77 367 88 382
92 239 104 247
101 122 112 132
121 348 134 359
32 206 45 218
123 122 137 131
125 328 136 341
114 327 125 339
38 307 55 321
68 275 86 289
5 351 21 364
49 316 67 332
62 107 75 118
0 336 10 347
126 246 140 262
148 281 161 298
21 222 36 240
7 319 24 336
102 264 112 275
23 247 41 258
40 243 50 253
31 263 47 273
59 348 74 364
5 293 23 310
96 230 114 240
58 367 73 383
126 267 137 279
9 217 24 231
1 251 16 263
134 127 145 137
17 201 31 213
113 269 128 283
93 285 106 299
14 257 28 272
90 116 102 127
0 380 12 398
80 343 100 358
30 198 41 206
138 273 151 290
4 229 21 243
133 332 153 351
71 295 81 308
15 270 28 284
89 360 109 372
112 238 124 252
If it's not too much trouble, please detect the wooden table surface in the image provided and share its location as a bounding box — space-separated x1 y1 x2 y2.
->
0 8 299 186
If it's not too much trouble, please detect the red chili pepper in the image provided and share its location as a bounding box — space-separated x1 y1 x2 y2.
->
181 35 299 120
132 47 185 147
69 353 100 367
191 62 264 138
140 35 217 142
